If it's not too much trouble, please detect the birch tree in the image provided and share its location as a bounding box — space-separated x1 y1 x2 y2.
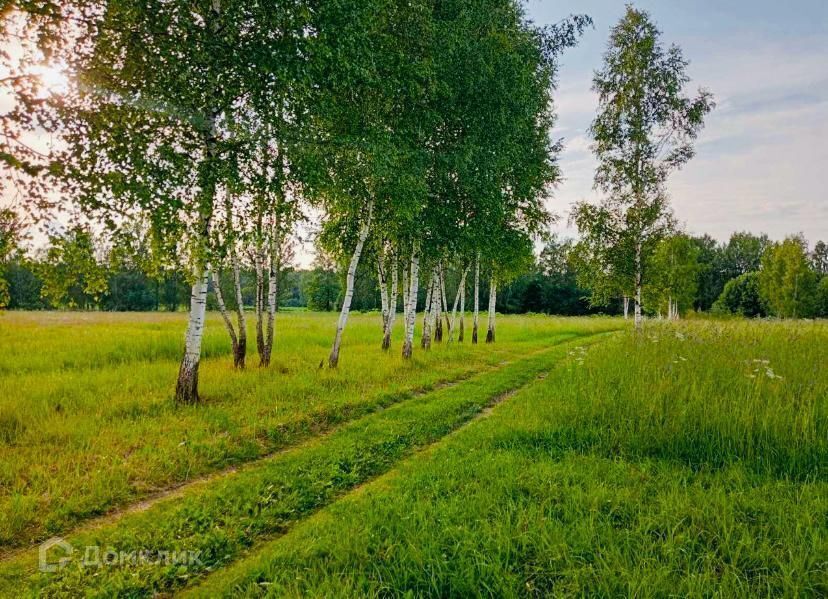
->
574 6 713 330
310 0 433 367
24 0 313 401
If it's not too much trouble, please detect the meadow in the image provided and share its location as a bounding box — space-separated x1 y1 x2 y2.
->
0 311 825 596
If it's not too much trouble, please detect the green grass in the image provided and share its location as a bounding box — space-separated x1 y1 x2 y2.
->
187 320 827 597
0 328 609 596
1 313 825 597
0 311 619 550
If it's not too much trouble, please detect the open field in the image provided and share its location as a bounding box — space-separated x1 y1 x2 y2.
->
0 312 826 596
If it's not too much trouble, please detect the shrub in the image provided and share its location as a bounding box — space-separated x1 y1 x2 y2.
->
712 272 766 317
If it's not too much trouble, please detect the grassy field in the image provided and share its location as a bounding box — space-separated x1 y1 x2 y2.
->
0 311 825 596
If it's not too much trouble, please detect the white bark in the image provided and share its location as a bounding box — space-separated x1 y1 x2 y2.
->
328 203 373 368
261 234 279 366
176 267 210 403
402 249 419 359
423 268 440 350
634 240 643 330
382 254 398 350
448 267 468 343
486 277 497 343
623 296 629 320
232 254 247 368
421 273 433 345
254 243 265 358
438 264 448 341
211 267 238 355
458 273 466 342
472 253 480 344
421 272 435 349
401 264 410 327
377 252 389 333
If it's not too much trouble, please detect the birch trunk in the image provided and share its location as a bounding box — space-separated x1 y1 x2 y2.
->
175 92 218 403
472 253 480 344
211 268 240 366
402 249 419 359
421 272 435 349
421 273 433 347
328 203 373 368
261 234 279 367
438 264 449 341
458 274 466 343
434 274 443 343
623 296 629 320
382 254 398 351
378 256 389 334
449 267 467 343
486 277 497 343
254 245 266 358
634 240 643 330
423 269 440 351
176 267 210 404
401 265 410 329
231 255 246 368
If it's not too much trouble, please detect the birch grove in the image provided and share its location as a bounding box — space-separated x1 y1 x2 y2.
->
3 0 590 397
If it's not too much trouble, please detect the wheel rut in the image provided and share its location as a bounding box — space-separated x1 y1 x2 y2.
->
0 332 615 596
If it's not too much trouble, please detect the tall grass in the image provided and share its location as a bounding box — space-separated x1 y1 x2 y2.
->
189 319 827 597
0 311 620 549
510 319 828 480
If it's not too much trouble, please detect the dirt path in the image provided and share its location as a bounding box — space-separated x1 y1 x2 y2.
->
0 333 606 568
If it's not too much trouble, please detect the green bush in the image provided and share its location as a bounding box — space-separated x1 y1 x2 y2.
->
712 271 766 317
816 276 828 318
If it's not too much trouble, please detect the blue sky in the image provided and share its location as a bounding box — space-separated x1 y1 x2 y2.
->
526 0 828 245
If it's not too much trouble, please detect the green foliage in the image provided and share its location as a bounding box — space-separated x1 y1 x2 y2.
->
574 6 713 311
816 276 828 318
304 268 342 312
712 272 766 317
645 234 701 316
759 237 820 318
0 208 28 308
690 234 723 311
812 240 828 276
497 237 608 315
4 257 46 309
35 225 108 309
721 231 771 279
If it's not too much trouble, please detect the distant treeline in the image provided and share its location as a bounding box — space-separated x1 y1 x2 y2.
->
2 219 826 319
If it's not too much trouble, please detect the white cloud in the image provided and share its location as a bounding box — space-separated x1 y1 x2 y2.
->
551 31 828 245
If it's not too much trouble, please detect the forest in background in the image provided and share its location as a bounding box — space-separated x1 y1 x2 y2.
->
2 210 826 319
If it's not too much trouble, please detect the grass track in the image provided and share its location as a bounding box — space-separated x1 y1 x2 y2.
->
0 329 612 596
0 312 621 550
186 320 828 598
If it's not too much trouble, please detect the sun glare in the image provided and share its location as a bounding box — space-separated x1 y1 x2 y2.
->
32 64 69 96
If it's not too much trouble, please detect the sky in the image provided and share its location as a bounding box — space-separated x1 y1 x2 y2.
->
526 0 828 245
3 1 826 267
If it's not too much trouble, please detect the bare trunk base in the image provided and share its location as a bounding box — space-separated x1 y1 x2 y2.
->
234 340 246 369
486 328 495 343
175 358 199 404
472 325 478 344
328 349 340 369
459 319 464 342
